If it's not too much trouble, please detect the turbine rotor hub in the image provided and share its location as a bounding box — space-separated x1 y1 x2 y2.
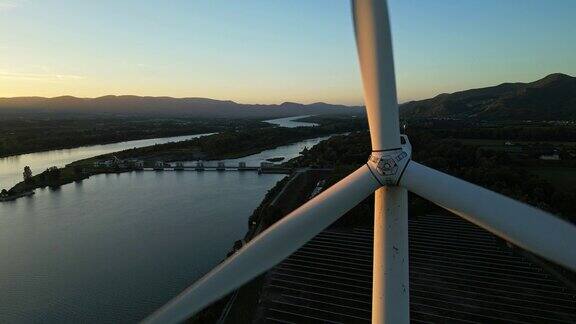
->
367 135 412 186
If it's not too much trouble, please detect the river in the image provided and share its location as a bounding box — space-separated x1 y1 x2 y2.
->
264 115 318 128
0 116 316 189
0 133 215 189
0 116 329 323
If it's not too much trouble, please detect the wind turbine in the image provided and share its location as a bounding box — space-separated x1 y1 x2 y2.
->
145 1 576 323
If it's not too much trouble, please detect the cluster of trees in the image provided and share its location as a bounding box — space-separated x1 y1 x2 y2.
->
23 166 33 183
1 166 34 197
7 165 69 196
43 167 61 181
21 166 60 184
0 117 264 158
89 119 368 162
295 115 368 131
422 123 576 142
5 117 366 199
290 129 576 225
198 127 334 159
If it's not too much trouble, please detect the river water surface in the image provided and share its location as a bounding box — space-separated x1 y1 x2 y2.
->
0 116 328 323
263 115 318 128
0 133 215 189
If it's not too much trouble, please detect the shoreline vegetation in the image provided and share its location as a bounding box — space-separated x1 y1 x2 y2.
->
0 190 34 202
0 118 269 159
1 118 364 202
192 168 332 323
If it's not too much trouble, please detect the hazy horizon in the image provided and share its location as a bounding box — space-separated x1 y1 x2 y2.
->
1 72 571 107
1 0 575 105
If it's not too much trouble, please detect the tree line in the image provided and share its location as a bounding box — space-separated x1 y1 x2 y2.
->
288 128 576 225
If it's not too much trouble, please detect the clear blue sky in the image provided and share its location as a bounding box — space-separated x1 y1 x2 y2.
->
1 0 575 104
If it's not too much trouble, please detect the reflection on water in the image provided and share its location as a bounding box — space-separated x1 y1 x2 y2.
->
0 133 214 188
179 135 331 167
0 171 284 323
264 115 318 128
0 135 331 323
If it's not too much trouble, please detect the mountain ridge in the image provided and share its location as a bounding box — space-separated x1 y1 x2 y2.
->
2 73 574 120
0 95 361 119
400 73 576 120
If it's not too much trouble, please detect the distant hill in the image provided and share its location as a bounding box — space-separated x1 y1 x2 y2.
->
0 95 361 119
4 73 574 121
400 73 576 120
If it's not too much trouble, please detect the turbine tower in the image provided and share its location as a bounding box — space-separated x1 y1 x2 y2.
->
146 1 576 323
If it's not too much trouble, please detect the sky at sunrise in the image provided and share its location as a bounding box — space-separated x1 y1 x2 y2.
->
1 0 575 104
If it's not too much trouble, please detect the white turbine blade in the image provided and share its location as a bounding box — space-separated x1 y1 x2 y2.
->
400 161 576 271
144 165 381 323
352 0 400 150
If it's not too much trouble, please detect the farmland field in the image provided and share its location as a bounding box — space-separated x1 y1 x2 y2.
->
525 166 576 191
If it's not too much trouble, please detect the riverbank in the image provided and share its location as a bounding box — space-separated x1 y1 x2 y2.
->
0 118 266 159
0 132 219 190
1 127 347 202
0 190 34 202
2 166 124 202
1 115 360 202
190 168 333 323
77 125 354 164
0 115 361 189
0 162 288 322
0 131 216 159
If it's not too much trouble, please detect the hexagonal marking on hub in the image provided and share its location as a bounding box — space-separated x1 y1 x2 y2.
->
367 148 411 186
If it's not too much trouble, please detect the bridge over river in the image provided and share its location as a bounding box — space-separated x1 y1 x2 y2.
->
143 165 292 174
143 163 334 175
142 161 302 174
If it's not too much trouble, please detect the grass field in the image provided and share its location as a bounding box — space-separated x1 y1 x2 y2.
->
455 138 576 154
457 138 576 146
455 139 523 152
525 166 576 191
454 138 576 191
